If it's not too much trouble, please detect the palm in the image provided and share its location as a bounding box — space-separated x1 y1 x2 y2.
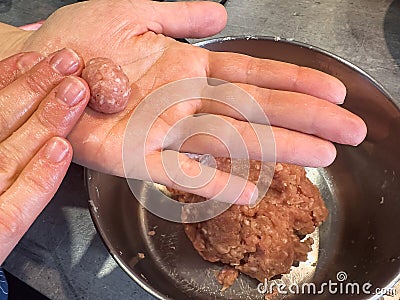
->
16 0 366 202
20 0 210 174
70 35 208 175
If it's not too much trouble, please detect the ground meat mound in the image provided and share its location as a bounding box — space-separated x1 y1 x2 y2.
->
82 57 131 114
170 158 328 286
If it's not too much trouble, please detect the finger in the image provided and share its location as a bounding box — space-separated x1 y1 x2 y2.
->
169 115 337 167
199 83 367 146
148 1 227 38
207 51 347 104
0 76 89 193
0 48 83 141
0 137 72 264
145 151 258 205
0 52 43 89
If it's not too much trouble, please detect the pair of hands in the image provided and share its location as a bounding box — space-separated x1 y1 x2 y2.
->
0 0 367 263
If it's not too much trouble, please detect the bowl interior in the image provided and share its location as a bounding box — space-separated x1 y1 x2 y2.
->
87 37 400 299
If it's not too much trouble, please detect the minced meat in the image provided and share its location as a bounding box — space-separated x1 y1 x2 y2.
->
169 158 328 287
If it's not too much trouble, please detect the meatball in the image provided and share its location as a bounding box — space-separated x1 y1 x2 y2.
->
82 57 131 114
169 159 328 287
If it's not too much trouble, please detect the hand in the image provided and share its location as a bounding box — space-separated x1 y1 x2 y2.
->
11 0 365 203
0 49 89 264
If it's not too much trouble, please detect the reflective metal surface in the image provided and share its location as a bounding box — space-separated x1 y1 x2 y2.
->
86 37 400 299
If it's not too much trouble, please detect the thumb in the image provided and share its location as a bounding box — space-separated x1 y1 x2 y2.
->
148 1 227 38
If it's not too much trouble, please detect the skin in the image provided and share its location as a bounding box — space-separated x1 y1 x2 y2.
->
0 1 366 205
0 49 90 264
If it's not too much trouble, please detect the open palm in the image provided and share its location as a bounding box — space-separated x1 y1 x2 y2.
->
17 0 366 202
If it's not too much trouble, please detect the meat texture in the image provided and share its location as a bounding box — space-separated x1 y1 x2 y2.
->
216 267 239 291
82 57 131 114
170 159 328 285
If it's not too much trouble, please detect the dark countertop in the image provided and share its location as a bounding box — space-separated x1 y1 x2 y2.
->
2 0 400 299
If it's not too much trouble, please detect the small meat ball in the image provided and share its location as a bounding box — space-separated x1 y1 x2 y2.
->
82 57 131 114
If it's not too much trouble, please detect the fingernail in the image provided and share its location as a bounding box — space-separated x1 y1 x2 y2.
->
50 48 80 75
17 52 44 73
56 77 86 106
44 138 70 163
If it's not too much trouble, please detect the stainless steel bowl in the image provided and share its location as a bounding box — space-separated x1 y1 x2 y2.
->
86 36 400 299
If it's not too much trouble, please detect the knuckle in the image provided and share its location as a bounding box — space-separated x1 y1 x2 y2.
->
22 69 57 96
0 201 25 240
179 157 201 180
35 109 61 134
0 147 20 194
166 156 198 189
245 59 261 82
34 100 71 135
23 166 56 195
179 156 196 176
184 2 197 33
0 111 12 140
278 130 296 161
292 65 302 90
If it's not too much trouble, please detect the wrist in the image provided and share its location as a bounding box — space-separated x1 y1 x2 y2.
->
0 23 32 59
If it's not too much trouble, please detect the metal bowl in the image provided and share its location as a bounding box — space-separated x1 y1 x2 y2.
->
86 36 400 299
